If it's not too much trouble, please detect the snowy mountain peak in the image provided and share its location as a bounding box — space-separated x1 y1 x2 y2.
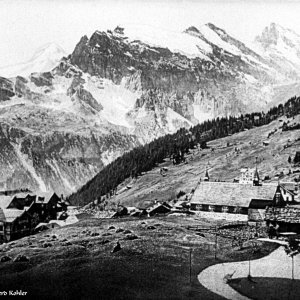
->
30 43 66 61
205 23 227 36
254 23 300 76
0 43 66 78
255 23 300 49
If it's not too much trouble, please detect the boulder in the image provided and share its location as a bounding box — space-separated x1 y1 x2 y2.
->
111 241 122 253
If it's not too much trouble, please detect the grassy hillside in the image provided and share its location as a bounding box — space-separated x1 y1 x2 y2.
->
69 96 300 206
105 115 300 208
0 216 277 299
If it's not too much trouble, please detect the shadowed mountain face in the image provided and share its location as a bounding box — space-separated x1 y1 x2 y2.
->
0 23 300 195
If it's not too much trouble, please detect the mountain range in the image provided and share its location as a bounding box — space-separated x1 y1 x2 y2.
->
0 22 300 196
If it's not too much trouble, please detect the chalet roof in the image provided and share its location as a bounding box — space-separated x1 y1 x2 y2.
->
147 202 171 213
36 192 57 204
49 220 65 227
35 222 50 230
1 209 26 222
12 193 35 199
191 182 277 208
0 196 13 209
7 194 36 209
280 183 298 195
265 206 300 223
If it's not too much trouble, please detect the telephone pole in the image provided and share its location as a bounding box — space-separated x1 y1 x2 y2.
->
189 248 192 284
215 226 218 260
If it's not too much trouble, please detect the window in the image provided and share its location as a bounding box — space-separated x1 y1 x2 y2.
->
0 225 3 231
222 206 228 213
209 205 215 212
196 204 203 210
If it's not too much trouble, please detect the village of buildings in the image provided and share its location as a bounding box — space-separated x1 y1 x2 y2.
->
0 191 78 244
0 159 299 244
83 163 300 236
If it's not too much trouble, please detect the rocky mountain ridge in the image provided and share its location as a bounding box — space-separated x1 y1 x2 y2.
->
0 23 300 195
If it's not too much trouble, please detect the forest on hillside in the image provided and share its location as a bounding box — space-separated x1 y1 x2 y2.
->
69 96 300 206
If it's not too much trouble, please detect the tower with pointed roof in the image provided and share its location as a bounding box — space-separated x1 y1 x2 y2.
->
204 167 210 182
253 157 260 186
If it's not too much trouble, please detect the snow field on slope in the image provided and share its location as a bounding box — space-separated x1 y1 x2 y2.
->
84 76 141 128
0 43 66 78
122 24 212 60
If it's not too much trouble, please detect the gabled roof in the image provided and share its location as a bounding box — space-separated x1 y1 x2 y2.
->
0 196 13 209
280 182 298 195
1 209 26 222
7 194 36 209
147 202 171 213
191 182 277 208
36 192 58 204
265 206 300 223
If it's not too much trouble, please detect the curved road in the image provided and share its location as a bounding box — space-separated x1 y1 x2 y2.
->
198 246 300 300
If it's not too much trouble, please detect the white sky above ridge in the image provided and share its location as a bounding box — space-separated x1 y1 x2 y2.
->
1 0 300 67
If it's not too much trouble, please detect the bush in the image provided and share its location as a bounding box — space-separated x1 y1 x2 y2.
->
125 234 139 240
43 242 52 248
14 255 29 262
176 190 186 199
0 255 12 262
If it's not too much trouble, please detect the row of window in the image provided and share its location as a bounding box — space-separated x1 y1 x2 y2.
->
193 204 247 214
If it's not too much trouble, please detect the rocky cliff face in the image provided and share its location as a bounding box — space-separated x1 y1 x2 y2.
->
0 23 300 196
0 69 140 195
70 24 288 123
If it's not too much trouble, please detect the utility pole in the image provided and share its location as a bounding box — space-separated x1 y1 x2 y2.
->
189 248 192 284
248 255 251 277
215 226 218 260
292 255 294 281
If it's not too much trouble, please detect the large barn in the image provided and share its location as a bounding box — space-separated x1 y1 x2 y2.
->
190 167 297 221
190 181 277 217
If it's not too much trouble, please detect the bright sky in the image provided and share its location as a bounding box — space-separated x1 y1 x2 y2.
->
0 0 300 67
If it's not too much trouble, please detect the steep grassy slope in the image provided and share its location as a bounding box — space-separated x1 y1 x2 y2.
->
106 115 300 208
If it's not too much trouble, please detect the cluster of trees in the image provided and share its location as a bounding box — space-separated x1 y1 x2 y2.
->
69 96 300 206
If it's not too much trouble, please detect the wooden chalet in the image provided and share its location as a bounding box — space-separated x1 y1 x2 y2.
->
0 195 32 243
0 192 62 243
147 202 171 216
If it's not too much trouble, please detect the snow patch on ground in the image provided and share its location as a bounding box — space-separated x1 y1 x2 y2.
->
192 104 214 123
166 108 193 132
101 149 124 165
85 76 140 128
